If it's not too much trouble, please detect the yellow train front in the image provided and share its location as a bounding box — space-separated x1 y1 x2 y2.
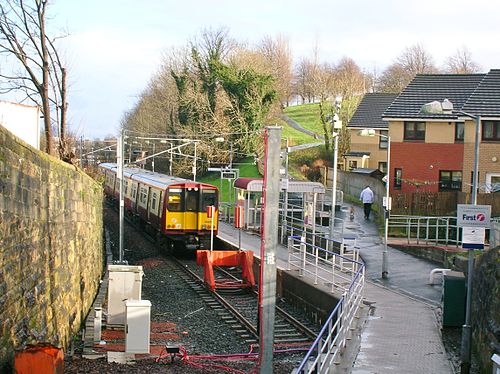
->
99 163 219 251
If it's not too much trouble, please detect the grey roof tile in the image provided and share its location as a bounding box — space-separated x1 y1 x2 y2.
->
462 69 500 117
347 93 397 128
383 74 486 119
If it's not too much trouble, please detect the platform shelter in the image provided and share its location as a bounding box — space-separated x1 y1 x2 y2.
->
233 177 326 231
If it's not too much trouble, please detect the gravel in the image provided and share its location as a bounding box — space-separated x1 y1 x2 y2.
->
64 206 305 373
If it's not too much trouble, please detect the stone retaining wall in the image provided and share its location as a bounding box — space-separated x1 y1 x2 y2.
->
472 247 499 373
0 126 104 369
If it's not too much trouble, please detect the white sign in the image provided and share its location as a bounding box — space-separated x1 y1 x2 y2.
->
383 196 392 211
462 227 485 250
457 204 491 228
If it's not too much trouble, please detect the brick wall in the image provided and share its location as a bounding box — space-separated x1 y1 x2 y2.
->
391 142 464 193
0 126 103 368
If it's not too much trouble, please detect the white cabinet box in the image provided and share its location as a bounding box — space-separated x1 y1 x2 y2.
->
125 299 151 353
107 265 144 325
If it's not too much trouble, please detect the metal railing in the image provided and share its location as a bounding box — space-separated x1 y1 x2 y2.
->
289 236 365 373
279 201 345 247
388 215 461 246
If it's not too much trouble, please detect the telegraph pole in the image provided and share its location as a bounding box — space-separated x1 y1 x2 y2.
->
258 126 281 373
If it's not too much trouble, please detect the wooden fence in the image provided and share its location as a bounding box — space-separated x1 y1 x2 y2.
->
391 191 499 216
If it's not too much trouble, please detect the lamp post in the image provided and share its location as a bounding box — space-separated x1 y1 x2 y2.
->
457 110 481 374
328 98 342 249
328 116 342 249
358 129 391 279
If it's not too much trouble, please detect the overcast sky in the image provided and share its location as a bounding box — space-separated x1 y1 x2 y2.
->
6 0 500 139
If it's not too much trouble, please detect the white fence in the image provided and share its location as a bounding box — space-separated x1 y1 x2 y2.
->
288 236 365 373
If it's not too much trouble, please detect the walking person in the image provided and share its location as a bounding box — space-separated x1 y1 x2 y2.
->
360 185 374 220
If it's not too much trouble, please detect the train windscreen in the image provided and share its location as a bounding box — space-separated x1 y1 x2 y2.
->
201 189 217 211
167 188 183 212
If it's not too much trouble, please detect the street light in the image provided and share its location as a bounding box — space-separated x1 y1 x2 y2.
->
328 97 342 250
358 128 391 279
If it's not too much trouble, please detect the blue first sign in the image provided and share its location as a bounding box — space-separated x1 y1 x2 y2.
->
457 204 491 228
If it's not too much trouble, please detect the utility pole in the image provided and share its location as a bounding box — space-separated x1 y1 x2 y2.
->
460 113 481 374
258 126 281 373
117 132 125 264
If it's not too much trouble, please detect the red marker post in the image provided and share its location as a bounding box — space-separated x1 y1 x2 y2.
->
207 205 215 251
234 206 244 251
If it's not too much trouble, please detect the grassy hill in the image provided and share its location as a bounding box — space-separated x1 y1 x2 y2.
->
283 104 329 180
283 103 324 136
199 104 328 189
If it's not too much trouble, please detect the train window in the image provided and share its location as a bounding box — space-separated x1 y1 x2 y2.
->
151 192 157 211
124 181 129 195
167 188 183 212
132 184 137 200
140 187 148 205
201 190 217 211
185 188 199 212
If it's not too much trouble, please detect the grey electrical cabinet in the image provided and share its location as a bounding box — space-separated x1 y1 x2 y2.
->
442 270 466 327
125 299 151 354
107 265 144 325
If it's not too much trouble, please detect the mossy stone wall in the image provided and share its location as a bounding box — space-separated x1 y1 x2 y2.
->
0 126 103 369
472 247 499 373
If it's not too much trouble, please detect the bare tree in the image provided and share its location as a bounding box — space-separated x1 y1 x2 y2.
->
378 44 438 93
293 58 315 104
258 34 293 107
444 46 481 74
0 0 68 157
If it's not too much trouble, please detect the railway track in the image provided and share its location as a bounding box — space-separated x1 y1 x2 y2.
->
173 257 318 347
110 200 318 348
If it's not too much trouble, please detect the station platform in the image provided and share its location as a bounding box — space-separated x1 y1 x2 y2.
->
217 202 455 373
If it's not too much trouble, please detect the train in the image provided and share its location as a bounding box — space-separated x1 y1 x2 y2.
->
99 163 219 251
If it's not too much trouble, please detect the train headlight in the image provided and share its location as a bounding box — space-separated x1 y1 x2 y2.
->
202 225 207 229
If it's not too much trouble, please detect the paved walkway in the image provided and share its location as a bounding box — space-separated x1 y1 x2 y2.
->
217 203 454 373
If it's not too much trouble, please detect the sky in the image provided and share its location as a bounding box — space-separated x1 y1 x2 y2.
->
3 0 500 139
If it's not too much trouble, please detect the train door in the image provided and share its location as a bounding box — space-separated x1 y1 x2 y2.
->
184 186 199 231
137 184 150 221
148 188 161 228
130 182 139 214
124 179 131 210
199 188 218 232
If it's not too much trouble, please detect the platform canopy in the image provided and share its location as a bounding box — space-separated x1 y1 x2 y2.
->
234 178 325 194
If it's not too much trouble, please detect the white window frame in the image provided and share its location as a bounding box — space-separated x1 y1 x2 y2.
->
485 172 500 193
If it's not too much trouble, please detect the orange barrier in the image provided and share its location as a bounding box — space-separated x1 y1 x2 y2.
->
14 344 64 374
196 250 255 291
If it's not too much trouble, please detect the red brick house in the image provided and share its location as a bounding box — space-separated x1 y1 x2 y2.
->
381 70 500 194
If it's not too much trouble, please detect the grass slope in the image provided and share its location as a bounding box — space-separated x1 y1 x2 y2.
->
198 157 261 200
284 103 324 136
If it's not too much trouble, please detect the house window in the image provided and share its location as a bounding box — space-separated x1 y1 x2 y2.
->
404 122 425 141
378 162 387 173
379 130 388 149
486 173 500 193
348 160 358 170
455 122 464 142
439 171 462 191
394 168 402 189
482 121 500 141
